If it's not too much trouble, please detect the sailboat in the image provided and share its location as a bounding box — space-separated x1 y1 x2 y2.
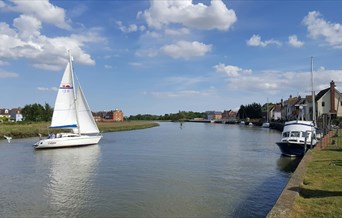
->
34 52 102 149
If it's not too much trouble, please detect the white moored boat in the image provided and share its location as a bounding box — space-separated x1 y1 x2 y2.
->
34 51 102 149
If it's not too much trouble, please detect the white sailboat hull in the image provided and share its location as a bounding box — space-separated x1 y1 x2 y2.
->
34 134 102 149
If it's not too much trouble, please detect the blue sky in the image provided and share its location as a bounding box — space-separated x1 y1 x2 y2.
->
1 0 342 116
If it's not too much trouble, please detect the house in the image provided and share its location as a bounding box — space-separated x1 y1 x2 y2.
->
10 108 23 122
94 109 124 122
206 111 222 120
315 80 342 119
269 104 282 121
0 108 10 122
281 96 302 121
112 109 124 122
222 110 237 122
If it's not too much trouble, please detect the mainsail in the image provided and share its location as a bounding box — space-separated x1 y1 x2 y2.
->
50 62 78 129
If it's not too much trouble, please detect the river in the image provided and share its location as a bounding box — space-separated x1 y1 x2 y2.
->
0 122 301 217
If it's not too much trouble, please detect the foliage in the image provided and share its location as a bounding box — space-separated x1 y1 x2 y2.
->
126 111 205 121
21 103 53 122
237 102 262 119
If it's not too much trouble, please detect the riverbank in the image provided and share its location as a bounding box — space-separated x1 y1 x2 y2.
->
0 121 159 139
268 130 342 217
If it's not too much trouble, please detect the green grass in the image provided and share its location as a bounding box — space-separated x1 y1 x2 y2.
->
291 130 342 218
0 121 159 139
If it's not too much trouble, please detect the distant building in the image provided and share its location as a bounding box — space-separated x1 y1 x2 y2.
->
269 104 282 121
0 108 10 122
10 108 23 122
112 109 124 122
205 111 222 120
222 110 237 122
93 109 124 122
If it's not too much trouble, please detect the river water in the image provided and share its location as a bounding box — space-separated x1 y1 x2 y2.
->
0 122 300 217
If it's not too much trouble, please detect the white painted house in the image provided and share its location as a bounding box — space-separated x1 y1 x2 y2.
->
315 81 342 118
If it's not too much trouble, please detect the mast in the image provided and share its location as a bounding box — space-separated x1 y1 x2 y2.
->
311 56 316 123
68 50 81 134
266 98 269 122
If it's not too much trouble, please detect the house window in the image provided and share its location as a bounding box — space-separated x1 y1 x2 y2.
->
322 102 325 107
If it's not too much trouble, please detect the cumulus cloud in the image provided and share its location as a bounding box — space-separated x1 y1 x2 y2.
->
138 0 237 31
214 64 252 77
161 40 212 59
288 35 304 48
214 63 342 96
0 0 105 71
5 0 71 30
246 34 282 47
116 21 145 33
303 11 342 48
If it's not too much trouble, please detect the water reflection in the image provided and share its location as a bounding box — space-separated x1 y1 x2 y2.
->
35 145 100 217
276 156 301 173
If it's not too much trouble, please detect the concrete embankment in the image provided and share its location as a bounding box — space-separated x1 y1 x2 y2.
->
267 131 333 217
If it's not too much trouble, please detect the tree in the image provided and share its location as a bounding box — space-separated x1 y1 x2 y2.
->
21 103 53 122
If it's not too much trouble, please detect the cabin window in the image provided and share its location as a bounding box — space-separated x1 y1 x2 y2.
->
282 132 290 137
322 102 325 107
290 131 300 137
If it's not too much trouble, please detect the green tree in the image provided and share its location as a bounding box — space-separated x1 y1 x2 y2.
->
21 103 53 122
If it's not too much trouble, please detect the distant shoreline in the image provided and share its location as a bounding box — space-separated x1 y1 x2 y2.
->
0 121 160 139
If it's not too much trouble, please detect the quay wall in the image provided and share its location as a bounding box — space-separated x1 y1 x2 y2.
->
267 131 333 217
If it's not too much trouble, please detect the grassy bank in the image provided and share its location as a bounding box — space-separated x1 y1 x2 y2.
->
290 130 342 218
0 121 159 139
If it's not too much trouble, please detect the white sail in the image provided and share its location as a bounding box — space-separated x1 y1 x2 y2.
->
74 86 100 134
50 62 78 129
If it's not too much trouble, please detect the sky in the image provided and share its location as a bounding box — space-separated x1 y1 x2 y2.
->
1 0 342 116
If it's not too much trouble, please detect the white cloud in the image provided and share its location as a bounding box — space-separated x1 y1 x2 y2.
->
138 0 237 31
161 40 212 59
303 11 342 48
165 28 190 36
6 0 71 30
0 70 18 78
0 0 106 71
116 21 145 33
37 86 57 91
135 48 159 57
246 34 282 47
214 64 252 77
214 63 342 97
288 35 304 48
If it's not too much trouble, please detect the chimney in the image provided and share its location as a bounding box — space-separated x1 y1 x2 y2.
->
330 80 336 113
